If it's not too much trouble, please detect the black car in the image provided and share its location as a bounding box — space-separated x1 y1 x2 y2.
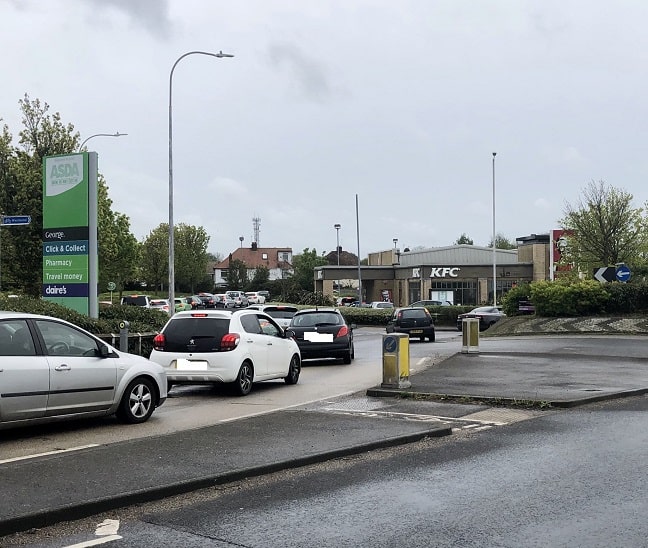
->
197 293 217 309
288 308 355 364
188 295 205 309
457 306 506 331
386 307 435 342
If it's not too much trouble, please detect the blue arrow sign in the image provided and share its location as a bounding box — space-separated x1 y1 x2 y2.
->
1 215 31 226
616 264 631 283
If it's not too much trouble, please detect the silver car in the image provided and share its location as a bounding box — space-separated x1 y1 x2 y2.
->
0 312 167 429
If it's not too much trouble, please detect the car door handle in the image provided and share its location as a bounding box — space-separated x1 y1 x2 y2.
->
54 364 71 371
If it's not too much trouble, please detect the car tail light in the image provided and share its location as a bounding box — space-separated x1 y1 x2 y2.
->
153 333 165 351
335 325 349 338
221 333 240 351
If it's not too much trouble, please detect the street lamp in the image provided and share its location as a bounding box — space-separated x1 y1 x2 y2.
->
334 223 341 296
78 132 127 152
393 238 398 264
492 152 497 306
168 50 234 313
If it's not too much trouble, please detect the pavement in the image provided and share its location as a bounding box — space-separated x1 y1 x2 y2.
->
2 322 648 537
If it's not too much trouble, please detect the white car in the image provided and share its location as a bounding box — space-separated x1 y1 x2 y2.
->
149 309 301 396
370 301 394 309
0 312 167 429
225 291 249 308
245 291 266 305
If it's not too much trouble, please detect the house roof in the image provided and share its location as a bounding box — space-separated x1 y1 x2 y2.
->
214 247 293 270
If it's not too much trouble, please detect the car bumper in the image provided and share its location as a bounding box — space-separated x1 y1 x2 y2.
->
296 341 350 360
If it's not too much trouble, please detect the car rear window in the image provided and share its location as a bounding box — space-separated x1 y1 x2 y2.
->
401 309 427 319
122 296 148 306
264 307 298 319
162 317 230 352
292 312 342 327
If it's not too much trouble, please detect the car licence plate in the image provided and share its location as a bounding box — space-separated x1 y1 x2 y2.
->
410 329 423 334
304 332 334 342
175 359 208 371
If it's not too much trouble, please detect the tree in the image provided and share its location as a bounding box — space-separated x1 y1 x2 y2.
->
560 180 648 274
455 233 474 245
174 223 210 293
488 233 517 250
291 248 329 291
140 225 169 291
226 258 248 290
247 265 270 291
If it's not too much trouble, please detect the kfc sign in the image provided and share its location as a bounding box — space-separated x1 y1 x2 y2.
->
429 267 460 278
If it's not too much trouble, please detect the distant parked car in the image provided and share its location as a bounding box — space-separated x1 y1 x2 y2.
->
150 299 171 313
370 301 394 309
0 312 167 429
197 293 217 309
120 295 152 308
215 293 234 308
149 309 301 396
174 297 193 312
288 308 355 364
245 291 266 304
187 295 204 310
386 307 435 342
226 291 249 308
336 297 356 307
410 300 452 307
257 290 271 301
457 306 506 331
246 304 298 329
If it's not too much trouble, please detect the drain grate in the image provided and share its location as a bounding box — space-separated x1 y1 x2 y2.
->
321 397 390 412
461 408 538 425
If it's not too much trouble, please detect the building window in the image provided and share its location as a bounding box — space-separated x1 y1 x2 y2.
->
430 281 477 306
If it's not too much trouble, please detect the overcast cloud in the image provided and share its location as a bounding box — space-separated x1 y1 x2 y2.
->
2 0 647 258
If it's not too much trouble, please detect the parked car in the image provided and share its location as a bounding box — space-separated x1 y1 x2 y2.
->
410 300 452 307
288 308 355 364
120 295 152 308
226 291 249 308
150 299 171 313
149 309 301 396
197 293 217 309
246 304 298 329
216 293 234 308
187 295 205 309
245 291 266 305
174 297 193 312
386 307 435 342
457 306 506 331
370 301 394 309
0 312 167 429
257 290 271 301
336 297 356 307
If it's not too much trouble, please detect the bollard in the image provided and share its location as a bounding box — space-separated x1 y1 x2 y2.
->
381 333 411 389
119 320 129 352
461 318 480 354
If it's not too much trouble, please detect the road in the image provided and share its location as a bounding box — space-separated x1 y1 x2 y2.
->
6 392 648 546
0 328 461 461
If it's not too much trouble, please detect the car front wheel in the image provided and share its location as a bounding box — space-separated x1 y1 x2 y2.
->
284 354 301 385
116 377 156 424
231 361 254 396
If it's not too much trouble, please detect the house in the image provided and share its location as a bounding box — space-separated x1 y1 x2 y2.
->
212 243 293 288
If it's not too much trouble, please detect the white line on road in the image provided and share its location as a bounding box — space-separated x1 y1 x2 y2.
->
0 444 99 465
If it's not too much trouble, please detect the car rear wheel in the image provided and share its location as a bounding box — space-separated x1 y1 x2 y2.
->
231 361 254 396
116 377 156 424
428 331 436 342
284 354 301 385
343 345 353 364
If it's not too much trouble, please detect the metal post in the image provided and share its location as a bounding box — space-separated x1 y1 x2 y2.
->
492 152 497 306
168 50 234 316
356 194 362 305
334 223 341 297
78 132 127 152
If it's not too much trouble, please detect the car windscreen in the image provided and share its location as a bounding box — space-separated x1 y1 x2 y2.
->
162 317 230 352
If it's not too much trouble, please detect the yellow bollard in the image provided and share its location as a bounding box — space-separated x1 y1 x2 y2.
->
461 318 480 354
381 333 411 388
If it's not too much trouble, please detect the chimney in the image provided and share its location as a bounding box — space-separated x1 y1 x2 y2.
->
251 242 258 251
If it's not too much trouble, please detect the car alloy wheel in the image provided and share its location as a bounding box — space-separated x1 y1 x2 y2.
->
284 354 301 385
116 377 156 424
232 361 254 396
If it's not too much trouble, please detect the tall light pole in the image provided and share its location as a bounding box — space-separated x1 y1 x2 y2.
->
78 132 127 152
334 223 341 296
492 152 497 307
168 50 233 313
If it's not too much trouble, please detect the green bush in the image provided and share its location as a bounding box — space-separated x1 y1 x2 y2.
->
501 284 532 316
529 279 609 316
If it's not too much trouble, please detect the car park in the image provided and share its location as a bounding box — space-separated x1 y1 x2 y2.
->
245 291 266 304
226 291 249 308
386 307 435 342
0 312 167 429
149 309 301 396
246 304 298 329
457 306 506 331
120 294 152 308
150 299 171 313
288 307 355 364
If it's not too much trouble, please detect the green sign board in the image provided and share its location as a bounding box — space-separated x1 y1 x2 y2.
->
42 152 98 317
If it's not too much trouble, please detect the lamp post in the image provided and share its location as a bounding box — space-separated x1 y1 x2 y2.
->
78 132 127 152
393 238 398 264
168 50 234 313
334 223 341 296
492 152 497 306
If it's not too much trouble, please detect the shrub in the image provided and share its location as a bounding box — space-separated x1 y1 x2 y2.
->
501 284 532 316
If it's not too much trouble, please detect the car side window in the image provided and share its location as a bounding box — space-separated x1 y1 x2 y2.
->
34 320 99 357
256 315 281 337
0 320 36 356
240 314 262 334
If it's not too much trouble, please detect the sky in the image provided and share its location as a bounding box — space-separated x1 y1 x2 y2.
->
2 0 648 259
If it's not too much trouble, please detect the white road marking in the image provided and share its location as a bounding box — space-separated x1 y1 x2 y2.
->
95 519 120 536
0 444 99 465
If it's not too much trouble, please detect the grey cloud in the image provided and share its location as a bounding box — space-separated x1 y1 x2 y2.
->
267 42 332 102
88 0 172 39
